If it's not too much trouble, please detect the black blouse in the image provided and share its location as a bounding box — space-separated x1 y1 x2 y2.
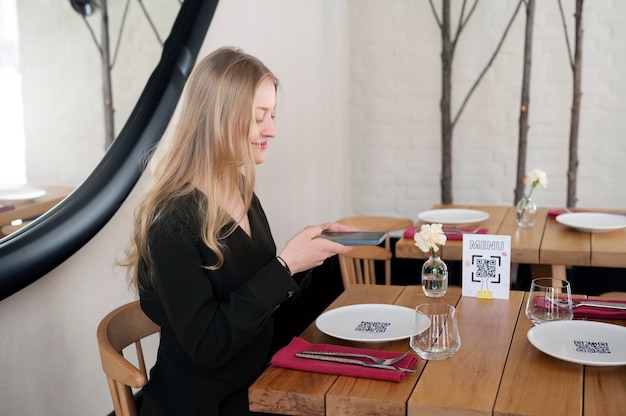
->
139 190 301 415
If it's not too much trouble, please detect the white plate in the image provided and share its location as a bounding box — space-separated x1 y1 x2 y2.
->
0 186 46 202
527 320 626 366
315 304 428 343
555 212 626 233
418 209 490 226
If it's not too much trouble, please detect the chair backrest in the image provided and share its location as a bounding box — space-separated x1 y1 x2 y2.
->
97 301 160 416
338 245 393 289
337 216 414 285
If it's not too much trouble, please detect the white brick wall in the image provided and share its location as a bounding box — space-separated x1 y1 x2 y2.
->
351 0 626 219
14 0 626 218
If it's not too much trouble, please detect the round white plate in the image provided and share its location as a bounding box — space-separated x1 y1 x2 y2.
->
315 304 428 343
555 212 626 233
0 186 46 202
527 320 626 366
418 209 490 226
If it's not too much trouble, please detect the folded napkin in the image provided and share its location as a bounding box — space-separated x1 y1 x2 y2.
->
548 209 583 219
403 226 489 240
271 337 417 382
533 296 626 320
573 298 626 319
0 203 15 213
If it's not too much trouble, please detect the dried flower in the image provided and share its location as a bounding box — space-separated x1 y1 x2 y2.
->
414 223 447 253
415 223 447 276
526 168 548 190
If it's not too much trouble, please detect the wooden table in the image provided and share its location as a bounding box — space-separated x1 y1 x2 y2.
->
394 204 626 279
0 185 74 237
249 285 626 416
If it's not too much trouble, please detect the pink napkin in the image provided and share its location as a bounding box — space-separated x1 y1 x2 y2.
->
0 203 15 213
403 226 489 240
532 296 626 320
573 298 626 319
271 337 417 382
547 209 585 219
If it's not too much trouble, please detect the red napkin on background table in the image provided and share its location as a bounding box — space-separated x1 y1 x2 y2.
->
547 209 583 219
533 295 626 319
573 298 626 319
0 203 15 213
271 337 417 382
402 226 489 240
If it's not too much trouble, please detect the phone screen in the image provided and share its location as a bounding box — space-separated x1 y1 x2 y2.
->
319 231 386 246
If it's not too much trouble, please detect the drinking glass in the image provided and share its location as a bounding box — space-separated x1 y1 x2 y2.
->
525 277 574 325
410 303 461 360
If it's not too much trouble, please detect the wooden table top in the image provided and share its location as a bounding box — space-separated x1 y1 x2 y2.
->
0 185 74 237
248 284 626 416
395 204 626 269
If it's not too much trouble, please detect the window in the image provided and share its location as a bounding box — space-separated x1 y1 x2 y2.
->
0 0 26 185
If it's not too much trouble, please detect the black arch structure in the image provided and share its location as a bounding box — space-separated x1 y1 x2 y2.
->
0 0 219 301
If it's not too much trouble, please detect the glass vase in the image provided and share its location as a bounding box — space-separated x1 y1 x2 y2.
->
421 256 448 297
516 197 537 227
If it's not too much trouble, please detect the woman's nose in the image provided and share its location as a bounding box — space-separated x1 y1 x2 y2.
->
261 118 276 138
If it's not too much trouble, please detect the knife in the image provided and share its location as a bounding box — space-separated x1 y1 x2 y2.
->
295 352 416 372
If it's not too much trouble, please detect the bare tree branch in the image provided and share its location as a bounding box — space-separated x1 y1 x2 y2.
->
515 0 536 203
557 0 575 70
567 0 584 207
138 0 164 45
81 16 102 55
452 0 523 127
452 0 480 54
428 0 443 29
454 0 468 42
110 0 131 69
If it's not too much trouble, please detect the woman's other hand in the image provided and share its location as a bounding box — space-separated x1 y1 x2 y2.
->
278 222 355 275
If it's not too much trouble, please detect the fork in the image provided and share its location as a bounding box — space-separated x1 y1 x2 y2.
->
547 297 626 310
442 227 481 235
300 350 409 366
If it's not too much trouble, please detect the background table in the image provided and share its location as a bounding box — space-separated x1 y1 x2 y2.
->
395 204 626 280
0 185 73 237
249 284 626 416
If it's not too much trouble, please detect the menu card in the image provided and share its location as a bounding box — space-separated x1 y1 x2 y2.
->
461 234 511 299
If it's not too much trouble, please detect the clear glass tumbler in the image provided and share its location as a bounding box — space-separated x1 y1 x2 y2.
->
410 303 461 360
525 277 574 325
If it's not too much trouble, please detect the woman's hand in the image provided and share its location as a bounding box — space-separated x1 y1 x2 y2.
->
278 222 356 275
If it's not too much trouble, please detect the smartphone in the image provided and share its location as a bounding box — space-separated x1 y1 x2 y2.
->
319 231 386 246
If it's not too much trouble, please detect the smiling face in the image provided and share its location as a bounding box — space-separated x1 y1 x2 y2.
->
249 77 277 164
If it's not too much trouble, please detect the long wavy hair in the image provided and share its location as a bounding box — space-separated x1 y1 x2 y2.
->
121 47 278 294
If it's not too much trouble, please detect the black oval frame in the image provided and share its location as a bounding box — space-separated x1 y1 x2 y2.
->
0 0 219 300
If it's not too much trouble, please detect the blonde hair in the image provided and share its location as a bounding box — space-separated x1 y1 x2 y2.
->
121 47 278 294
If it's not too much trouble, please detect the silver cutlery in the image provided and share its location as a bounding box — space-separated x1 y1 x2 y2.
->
300 350 409 366
443 228 481 235
547 297 626 310
295 352 416 372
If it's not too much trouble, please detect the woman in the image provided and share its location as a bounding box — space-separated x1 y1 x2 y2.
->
121 47 353 415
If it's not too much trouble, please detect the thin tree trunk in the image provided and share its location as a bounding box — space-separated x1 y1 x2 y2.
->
567 0 584 208
440 0 453 204
515 0 535 203
101 0 115 149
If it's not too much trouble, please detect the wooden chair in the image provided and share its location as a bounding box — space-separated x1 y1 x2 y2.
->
337 216 414 285
338 245 393 289
97 301 160 416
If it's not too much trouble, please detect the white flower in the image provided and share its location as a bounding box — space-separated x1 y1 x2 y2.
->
526 168 548 189
414 223 447 253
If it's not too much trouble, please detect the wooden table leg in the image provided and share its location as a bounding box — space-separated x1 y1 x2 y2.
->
551 264 567 280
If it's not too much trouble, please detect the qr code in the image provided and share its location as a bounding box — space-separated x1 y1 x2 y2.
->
476 258 497 278
573 340 611 354
354 321 390 334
